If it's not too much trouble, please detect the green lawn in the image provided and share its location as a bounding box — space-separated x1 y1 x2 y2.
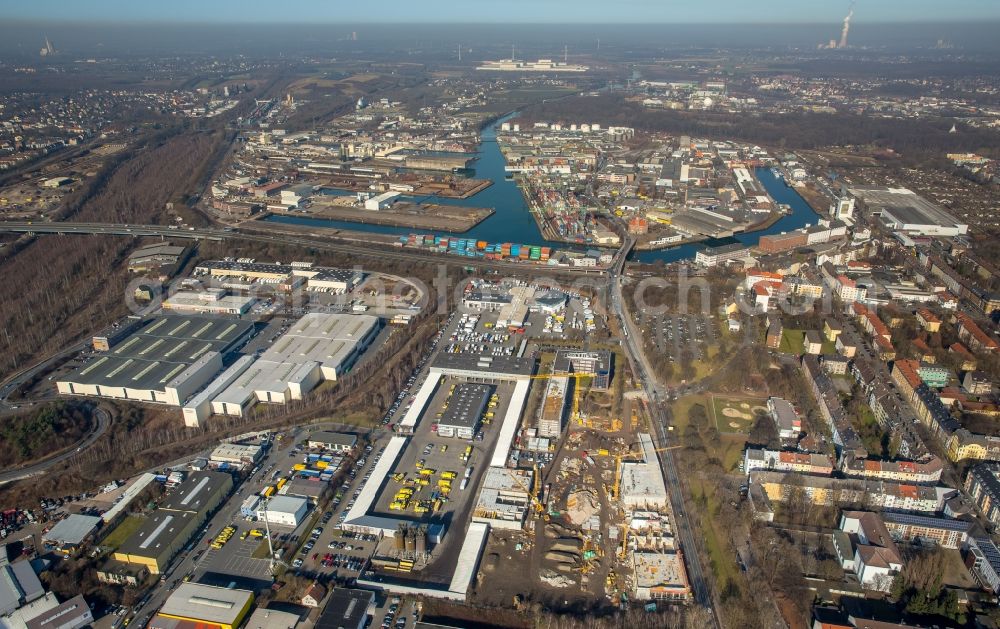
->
778 329 805 355
101 515 143 551
710 395 766 435
778 329 836 355
689 478 740 590
671 394 748 471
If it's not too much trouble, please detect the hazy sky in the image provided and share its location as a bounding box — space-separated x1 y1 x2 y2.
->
6 0 1000 23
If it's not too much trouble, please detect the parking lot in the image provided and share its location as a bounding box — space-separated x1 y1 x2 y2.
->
371 376 517 523
651 313 715 360
202 533 273 581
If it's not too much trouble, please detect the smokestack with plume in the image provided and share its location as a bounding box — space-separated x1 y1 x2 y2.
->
838 3 855 49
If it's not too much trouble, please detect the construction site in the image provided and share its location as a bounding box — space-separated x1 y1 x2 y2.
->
340 290 690 608
469 355 692 609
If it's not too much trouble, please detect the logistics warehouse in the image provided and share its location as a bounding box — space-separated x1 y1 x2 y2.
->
112 471 232 574
182 312 379 426
56 315 254 405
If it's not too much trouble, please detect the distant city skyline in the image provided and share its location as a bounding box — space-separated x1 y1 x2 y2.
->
5 0 1000 24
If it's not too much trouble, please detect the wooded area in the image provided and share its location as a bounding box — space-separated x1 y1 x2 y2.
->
0 130 225 381
0 401 92 466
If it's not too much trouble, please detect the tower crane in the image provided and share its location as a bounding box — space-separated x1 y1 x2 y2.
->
526 371 592 426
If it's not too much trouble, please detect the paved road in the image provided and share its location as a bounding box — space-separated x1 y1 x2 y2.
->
0 221 608 278
122 422 366 628
0 339 90 409
0 406 111 484
608 235 717 618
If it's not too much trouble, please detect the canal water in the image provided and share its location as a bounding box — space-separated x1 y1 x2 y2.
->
265 113 565 249
631 168 823 264
267 116 821 264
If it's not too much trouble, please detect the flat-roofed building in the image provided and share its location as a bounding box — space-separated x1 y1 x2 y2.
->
195 260 363 293
42 514 101 556
159 471 233 522
472 467 534 530
554 350 612 390
307 431 357 452
437 383 489 439
58 315 253 406
620 433 670 511
211 313 378 418
182 355 255 428
264 313 378 381
281 479 328 503
92 317 144 352
967 536 1000 593
162 291 255 316
257 495 309 527
244 608 300 629
496 286 535 329
848 186 969 237
694 242 751 268
632 551 691 601
768 397 801 440
314 588 373 629
24 594 93 629
112 510 199 574
152 583 254 629
430 353 536 382
209 443 264 468
537 376 567 439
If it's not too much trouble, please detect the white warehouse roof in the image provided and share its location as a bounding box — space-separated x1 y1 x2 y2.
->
262 313 378 378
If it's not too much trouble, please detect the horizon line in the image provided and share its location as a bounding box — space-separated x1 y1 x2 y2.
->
4 18 1000 26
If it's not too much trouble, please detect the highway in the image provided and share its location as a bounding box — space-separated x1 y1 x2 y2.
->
0 221 609 278
607 235 717 617
0 406 111 484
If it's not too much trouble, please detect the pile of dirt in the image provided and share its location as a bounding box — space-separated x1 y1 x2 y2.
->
549 537 584 553
539 569 574 589
565 489 599 526
544 550 579 565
